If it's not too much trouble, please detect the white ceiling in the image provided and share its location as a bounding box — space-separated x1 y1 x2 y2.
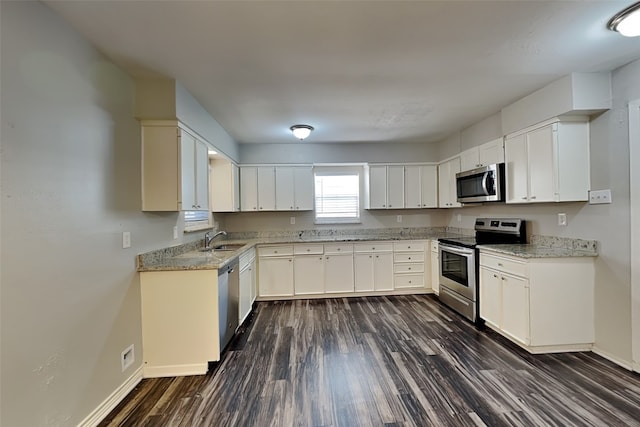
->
45 0 640 145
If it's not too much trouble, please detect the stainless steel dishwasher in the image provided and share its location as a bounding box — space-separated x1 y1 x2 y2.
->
218 258 239 351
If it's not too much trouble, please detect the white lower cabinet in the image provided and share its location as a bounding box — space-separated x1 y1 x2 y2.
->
354 242 394 292
479 251 594 353
324 243 354 293
393 241 427 289
257 245 294 297
239 248 256 324
430 240 439 294
258 240 433 299
294 244 325 295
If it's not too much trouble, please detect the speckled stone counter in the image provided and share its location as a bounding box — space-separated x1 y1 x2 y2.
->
137 227 468 272
479 235 598 258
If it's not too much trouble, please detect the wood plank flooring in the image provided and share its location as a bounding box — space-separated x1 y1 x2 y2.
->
100 295 640 426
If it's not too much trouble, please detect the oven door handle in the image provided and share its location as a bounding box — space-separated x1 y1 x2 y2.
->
439 243 475 256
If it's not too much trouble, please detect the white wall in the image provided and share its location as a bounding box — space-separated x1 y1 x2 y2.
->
0 2 204 425
239 141 439 164
444 57 640 366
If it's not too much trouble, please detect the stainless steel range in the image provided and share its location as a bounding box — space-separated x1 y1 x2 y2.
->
438 218 526 323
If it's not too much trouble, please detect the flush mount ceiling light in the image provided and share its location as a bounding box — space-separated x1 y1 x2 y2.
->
608 1 640 37
290 124 314 140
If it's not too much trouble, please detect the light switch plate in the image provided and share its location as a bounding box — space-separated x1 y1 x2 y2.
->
122 231 131 248
589 189 612 204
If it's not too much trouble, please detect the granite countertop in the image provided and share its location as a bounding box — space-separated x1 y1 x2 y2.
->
137 228 463 272
478 243 598 259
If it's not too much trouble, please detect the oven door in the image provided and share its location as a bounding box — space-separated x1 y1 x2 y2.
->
439 243 477 301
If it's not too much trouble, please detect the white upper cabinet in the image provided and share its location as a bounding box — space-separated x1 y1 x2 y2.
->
210 158 239 212
141 121 209 211
368 165 388 209
275 166 313 211
460 138 505 172
240 166 258 211
241 165 313 211
257 167 276 211
438 157 461 208
387 166 404 209
505 118 589 204
405 165 438 208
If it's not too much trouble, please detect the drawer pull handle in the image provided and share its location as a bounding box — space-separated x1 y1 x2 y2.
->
498 263 503 266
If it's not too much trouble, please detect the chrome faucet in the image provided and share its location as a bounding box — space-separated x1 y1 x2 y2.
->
204 230 227 248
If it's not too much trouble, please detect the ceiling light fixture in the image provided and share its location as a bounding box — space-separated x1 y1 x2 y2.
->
608 1 640 37
290 124 314 140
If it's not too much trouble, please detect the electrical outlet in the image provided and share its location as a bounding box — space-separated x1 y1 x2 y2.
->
290 216 295 225
121 345 134 372
589 189 612 204
173 226 178 239
397 215 402 223
558 213 567 226
122 231 131 248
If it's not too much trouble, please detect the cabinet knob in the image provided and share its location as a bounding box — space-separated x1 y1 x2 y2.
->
337 248 341 251
530 196 537 200
498 263 503 266
408 267 412 270
291 206 294 209
274 250 278 253
376 255 379 258
493 274 498 278
521 197 527 200
259 207 263 210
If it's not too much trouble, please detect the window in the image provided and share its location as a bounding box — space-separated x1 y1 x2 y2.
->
184 210 211 232
314 171 360 224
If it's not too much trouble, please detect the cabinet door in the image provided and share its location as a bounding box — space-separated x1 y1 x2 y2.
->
479 138 504 166
232 164 240 211
325 254 355 293
194 139 209 210
210 159 237 212
438 161 449 208
404 166 422 209
180 130 197 210
354 253 375 292
257 167 276 211
501 274 529 345
293 166 314 210
240 167 258 211
479 267 502 329
430 247 439 294
249 259 256 305
387 166 404 209
460 147 480 172
294 256 325 295
373 252 394 291
275 167 295 211
420 165 438 208
369 166 387 209
447 158 462 208
258 257 294 297
239 266 252 323
526 125 555 203
505 134 529 203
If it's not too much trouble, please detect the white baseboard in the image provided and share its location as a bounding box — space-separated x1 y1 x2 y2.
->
78 366 143 427
592 346 634 371
143 363 209 378
633 361 640 373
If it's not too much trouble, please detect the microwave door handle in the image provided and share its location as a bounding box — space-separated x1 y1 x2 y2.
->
481 172 490 195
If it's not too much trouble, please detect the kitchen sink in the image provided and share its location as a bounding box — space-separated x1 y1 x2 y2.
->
199 243 246 252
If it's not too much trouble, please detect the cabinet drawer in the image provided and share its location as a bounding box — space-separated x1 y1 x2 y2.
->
294 244 324 255
354 242 393 253
394 252 425 263
430 240 439 252
393 241 426 252
394 274 424 288
394 263 424 274
258 245 294 257
480 253 527 277
324 243 353 255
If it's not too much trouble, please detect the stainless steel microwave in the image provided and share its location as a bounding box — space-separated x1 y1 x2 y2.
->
456 163 505 203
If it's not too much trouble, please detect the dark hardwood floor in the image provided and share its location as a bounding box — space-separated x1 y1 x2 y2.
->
100 295 640 426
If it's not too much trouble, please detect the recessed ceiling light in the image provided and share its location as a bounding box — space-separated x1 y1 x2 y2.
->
290 124 314 140
208 150 217 155
608 1 640 37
